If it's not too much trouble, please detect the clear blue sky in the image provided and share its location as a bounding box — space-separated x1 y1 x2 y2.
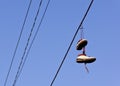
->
0 0 120 86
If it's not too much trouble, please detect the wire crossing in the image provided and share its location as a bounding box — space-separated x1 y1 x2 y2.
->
3 0 32 86
17 0 51 78
12 0 43 86
50 0 94 86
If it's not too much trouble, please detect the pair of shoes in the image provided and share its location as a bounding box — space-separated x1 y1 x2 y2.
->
76 54 96 63
76 39 88 50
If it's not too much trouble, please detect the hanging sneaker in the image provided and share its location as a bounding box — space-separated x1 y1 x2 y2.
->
76 54 96 63
76 39 88 50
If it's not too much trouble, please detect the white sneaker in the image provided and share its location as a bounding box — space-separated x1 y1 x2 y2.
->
76 39 88 50
76 54 96 63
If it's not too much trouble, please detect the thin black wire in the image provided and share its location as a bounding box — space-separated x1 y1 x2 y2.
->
50 0 94 86
12 0 42 86
3 0 32 86
17 0 51 78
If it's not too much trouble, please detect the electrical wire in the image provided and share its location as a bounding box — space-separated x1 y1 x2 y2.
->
17 0 51 78
50 0 94 86
12 0 42 86
3 0 32 86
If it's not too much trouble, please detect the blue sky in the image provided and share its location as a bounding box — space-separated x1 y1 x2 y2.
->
0 0 120 86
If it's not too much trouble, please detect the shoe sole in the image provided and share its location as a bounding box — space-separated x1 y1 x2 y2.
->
76 58 96 63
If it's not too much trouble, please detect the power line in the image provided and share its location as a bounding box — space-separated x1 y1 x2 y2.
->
17 0 51 78
50 0 94 86
3 0 32 86
12 0 42 86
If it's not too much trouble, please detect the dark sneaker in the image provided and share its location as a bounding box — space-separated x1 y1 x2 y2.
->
76 39 88 50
